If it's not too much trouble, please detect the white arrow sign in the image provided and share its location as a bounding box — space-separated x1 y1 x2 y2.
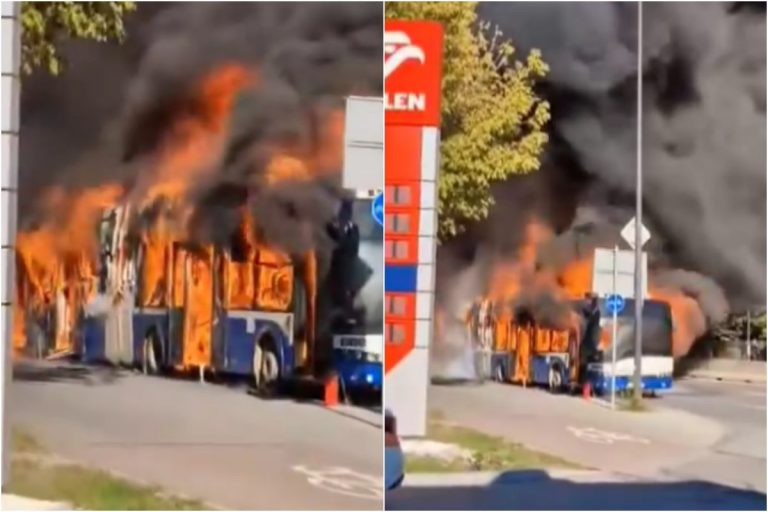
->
620 217 651 250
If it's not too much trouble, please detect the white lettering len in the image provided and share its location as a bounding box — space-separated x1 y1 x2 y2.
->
408 93 425 111
385 92 426 112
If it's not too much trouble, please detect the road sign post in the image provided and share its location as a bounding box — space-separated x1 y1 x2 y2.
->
610 246 619 409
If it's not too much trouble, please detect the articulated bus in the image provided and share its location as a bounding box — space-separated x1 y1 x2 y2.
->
75 193 380 394
471 297 674 395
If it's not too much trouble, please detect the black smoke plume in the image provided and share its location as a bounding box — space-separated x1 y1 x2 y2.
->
434 2 765 373
20 2 382 259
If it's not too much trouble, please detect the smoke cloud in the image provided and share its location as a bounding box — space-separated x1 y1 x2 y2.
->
20 1 382 258
435 2 765 371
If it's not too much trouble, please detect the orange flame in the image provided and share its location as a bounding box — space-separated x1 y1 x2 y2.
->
649 286 705 357
477 217 707 358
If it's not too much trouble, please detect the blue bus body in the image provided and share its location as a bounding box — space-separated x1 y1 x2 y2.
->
479 297 674 394
328 194 383 392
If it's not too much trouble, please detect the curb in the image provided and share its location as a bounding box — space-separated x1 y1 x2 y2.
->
686 371 766 385
2 494 71 511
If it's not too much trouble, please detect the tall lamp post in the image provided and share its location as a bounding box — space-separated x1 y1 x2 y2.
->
1 1 21 489
632 0 644 403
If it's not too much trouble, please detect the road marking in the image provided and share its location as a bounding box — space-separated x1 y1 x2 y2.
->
292 465 382 501
567 426 651 445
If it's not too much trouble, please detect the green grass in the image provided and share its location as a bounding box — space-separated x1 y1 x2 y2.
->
7 428 208 510
12 428 46 454
617 396 650 412
405 420 583 473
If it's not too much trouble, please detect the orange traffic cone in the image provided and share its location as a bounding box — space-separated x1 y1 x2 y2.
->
582 381 591 400
324 373 339 407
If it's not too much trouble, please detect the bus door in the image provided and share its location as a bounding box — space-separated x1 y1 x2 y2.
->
167 244 185 366
210 252 228 370
181 248 214 370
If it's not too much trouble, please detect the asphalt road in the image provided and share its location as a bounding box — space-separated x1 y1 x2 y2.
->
387 378 766 510
9 361 383 510
661 378 766 493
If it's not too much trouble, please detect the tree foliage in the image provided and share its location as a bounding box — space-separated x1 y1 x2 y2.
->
715 310 767 343
385 2 551 239
20 2 136 76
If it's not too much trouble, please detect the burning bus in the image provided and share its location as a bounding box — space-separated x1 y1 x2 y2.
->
16 187 379 394
74 189 377 392
12 62 382 395
468 295 674 394
459 220 676 395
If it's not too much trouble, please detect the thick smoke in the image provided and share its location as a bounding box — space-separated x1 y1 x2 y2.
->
121 2 381 255
480 1 765 305
21 1 382 258
435 2 765 372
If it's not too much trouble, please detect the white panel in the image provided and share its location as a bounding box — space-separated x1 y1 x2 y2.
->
0 189 16 246
592 247 648 299
593 356 674 377
385 347 430 437
415 291 434 320
418 208 436 237
1 18 18 75
1 133 17 188
416 263 434 292
345 96 383 144
1 75 19 132
419 127 440 182
1 2 19 18
417 236 435 264
419 181 436 209
342 144 383 191
414 319 432 349
1 246 14 302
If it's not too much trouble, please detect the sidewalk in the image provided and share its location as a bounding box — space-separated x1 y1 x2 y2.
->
2 494 71 511
687 360 766 384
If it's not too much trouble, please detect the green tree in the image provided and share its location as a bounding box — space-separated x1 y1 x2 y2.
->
386 2 550 239
20 2 136 76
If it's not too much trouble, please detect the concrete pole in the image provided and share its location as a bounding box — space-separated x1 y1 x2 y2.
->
1 1 21 490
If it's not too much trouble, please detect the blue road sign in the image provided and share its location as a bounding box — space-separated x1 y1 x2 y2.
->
372 192 384 227
605 294 625 315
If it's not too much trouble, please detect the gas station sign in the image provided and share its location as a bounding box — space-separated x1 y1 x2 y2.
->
384 20 443 437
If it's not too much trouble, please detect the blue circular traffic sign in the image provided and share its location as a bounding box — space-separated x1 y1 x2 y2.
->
605 294 625 315
372 192 384 227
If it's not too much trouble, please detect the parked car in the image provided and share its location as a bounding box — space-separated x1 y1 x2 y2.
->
385 408 404 490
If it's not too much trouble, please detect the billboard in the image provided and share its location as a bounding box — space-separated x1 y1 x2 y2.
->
343 96 383 191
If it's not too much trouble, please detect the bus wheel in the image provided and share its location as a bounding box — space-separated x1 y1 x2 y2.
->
142 332 160 375
548 365 563 393
253 341 280 393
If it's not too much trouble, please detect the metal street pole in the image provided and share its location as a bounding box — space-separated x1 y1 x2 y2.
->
632 0 644 403
611 246 618 410
746 310 752 360
1 1 21 490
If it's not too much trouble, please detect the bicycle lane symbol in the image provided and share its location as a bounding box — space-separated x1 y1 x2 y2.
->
292 465 382 501
567 426 651 445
